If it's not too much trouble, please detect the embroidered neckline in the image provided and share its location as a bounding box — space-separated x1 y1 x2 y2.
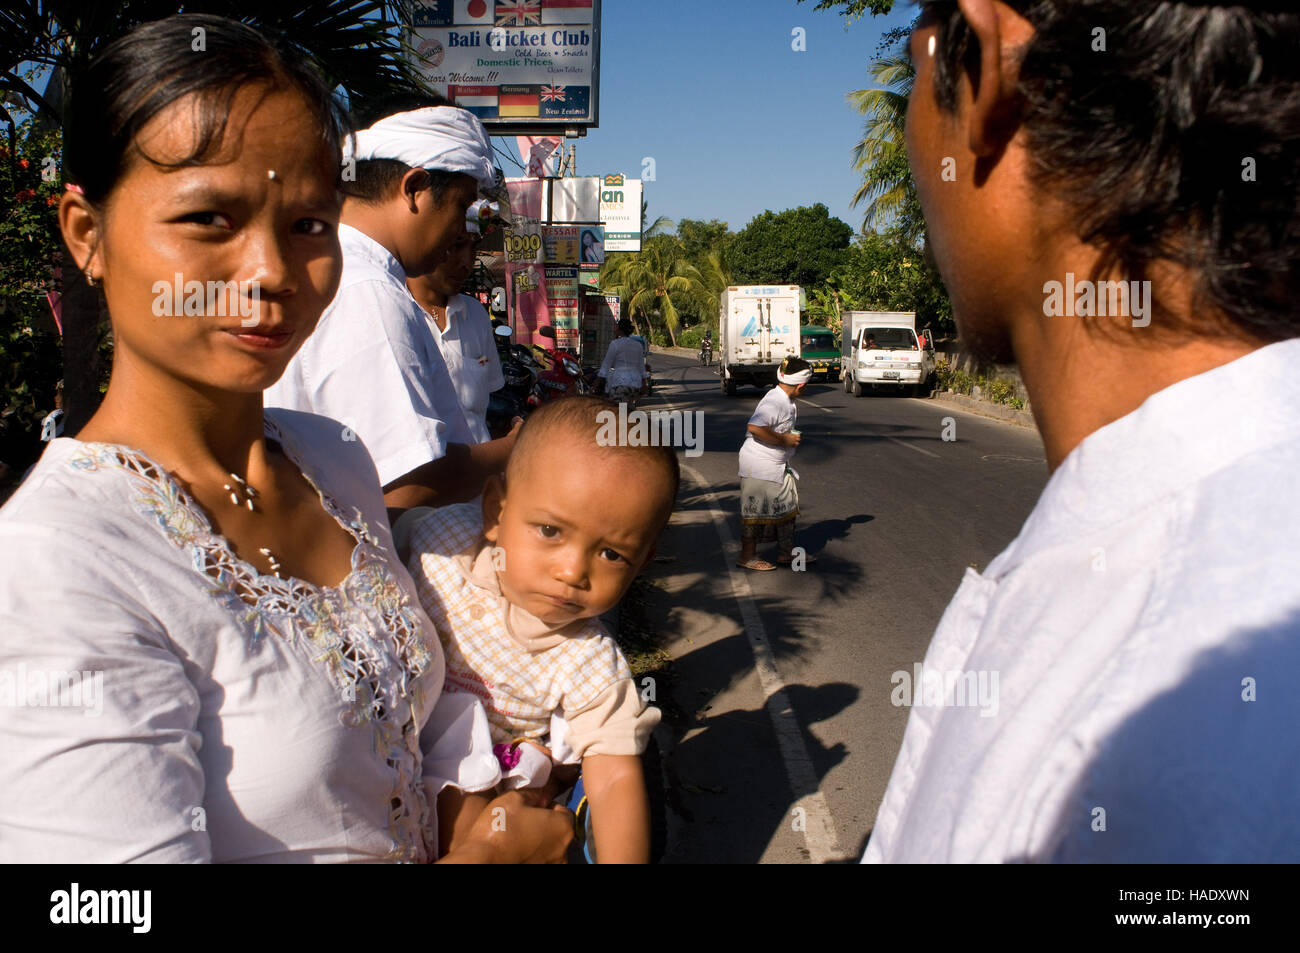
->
58 417 437 862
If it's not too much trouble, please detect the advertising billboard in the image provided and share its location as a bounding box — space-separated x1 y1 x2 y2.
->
407 1 601 131
599 174 641 252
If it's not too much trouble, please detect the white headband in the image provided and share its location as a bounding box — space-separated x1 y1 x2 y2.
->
778 368 813 386
343 106 497 190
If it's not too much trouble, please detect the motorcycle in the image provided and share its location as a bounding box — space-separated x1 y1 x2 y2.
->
486 325 535 438
699 338 713 366
528 325 588 404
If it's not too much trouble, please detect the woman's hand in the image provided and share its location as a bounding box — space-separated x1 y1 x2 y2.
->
436 789 574 864
784 431 802 448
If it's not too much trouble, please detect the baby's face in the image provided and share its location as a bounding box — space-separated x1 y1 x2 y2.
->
484 436 671 627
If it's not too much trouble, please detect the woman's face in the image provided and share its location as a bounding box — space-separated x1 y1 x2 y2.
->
64 85 343 395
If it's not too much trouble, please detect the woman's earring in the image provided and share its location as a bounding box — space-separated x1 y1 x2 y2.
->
86 273 97 287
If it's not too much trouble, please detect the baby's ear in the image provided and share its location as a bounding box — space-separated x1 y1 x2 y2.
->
481 473 506 542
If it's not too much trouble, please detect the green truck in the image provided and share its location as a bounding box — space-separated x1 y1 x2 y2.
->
800 325 841 381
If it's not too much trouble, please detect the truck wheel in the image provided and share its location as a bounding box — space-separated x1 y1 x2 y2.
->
724 376 737 396
850 376 863 398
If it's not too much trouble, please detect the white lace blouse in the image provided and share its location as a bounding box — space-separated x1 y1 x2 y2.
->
0 409 499 863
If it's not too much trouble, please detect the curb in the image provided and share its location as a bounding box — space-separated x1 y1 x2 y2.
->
926 391 1037 429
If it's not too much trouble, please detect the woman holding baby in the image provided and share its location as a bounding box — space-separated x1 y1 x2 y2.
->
0 14 571 863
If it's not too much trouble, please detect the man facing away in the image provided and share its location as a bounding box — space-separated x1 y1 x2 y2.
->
266 100 517 515
864 0 1300 862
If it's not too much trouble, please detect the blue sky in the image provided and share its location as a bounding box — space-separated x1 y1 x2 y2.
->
494 0 918 236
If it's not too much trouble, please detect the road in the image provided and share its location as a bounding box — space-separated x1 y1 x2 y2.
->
633 349 1050 863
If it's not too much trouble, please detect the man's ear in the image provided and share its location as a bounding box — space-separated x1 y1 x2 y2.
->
59 193 102 283
955 0 1034 157
481 473 505 542
401 167 431 213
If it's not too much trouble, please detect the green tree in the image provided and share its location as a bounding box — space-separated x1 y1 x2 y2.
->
1 1 433 449
732 204 852 287
833 232 953 334
847 49 923 244
794 0 898 22
599 235 706 347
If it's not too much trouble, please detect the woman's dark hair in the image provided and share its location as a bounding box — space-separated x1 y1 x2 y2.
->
617 317 633 336
919 0 1300 342
64 13 349 206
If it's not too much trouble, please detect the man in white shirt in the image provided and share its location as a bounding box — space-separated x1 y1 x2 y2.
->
737 358 812 572
408 227 505 444
863 0 1300 863
266 100 516 512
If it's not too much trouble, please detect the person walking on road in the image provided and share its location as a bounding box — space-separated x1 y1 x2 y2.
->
737 357 813 571
597 317 648 406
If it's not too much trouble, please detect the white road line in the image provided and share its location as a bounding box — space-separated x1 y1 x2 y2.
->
658 385 847 863
797 397 836 414
885 435 941 458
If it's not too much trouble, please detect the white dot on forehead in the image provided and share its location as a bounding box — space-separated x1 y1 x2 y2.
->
928 34 936 57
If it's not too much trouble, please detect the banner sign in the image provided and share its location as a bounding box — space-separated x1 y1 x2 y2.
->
545 264 580 348
599 174 641 251
407 1 600 129
542 225 580 264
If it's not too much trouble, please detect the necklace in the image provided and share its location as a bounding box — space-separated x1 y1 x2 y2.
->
223 472 283 578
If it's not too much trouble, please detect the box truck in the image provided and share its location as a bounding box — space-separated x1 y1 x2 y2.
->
719 285 802 396
841 311 936 397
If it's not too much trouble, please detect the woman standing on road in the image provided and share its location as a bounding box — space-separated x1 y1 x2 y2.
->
737 358 814 571
597 317 649 406
0 14 571 863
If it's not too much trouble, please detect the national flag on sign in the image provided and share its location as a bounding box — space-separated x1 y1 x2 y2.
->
541 0 593 25
450 84 499 118
540 85 566 102
495 0 541 26
539 85 589 118
411 0 454 25
499 85 539 117
455 0 495 24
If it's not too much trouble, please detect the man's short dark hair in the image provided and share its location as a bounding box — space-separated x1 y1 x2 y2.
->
920 0 1300 343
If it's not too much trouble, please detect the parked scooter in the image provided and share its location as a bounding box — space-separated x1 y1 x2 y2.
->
529 325 587 403
486 325 533 439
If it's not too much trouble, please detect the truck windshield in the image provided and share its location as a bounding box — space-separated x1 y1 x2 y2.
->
800 332 835 352
859 328 917 350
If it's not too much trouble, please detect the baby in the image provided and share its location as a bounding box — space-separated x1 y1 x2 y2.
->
403 396 678 863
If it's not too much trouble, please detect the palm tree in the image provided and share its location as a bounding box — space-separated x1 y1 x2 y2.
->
846 49 919 239
1 1 432 432
602 238 707 347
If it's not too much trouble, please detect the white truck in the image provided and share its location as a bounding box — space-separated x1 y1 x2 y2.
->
719 285 802 396
841 311 937 397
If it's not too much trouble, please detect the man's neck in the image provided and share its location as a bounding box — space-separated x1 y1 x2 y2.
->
341 200 405 274
1012 308 1261 473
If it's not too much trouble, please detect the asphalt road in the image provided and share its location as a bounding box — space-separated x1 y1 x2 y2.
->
637 350 1050 862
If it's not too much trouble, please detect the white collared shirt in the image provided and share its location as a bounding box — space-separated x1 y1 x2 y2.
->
423 294 504 445
864 338 1300 863
265 223 473 487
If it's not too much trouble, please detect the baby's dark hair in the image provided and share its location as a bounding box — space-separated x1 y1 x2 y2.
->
64 13 349 206
506 397 680 523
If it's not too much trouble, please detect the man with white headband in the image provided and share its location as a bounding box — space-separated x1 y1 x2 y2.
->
267 99 516 513
737 357 814 571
